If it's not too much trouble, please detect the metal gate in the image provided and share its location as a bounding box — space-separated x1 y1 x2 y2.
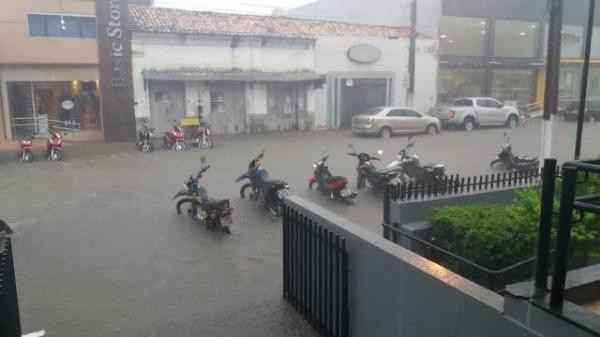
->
0 220 21 337
282 205 349 337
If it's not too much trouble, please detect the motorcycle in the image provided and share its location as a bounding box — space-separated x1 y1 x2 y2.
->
163 120 186 151
46 131 63 161
386 137 446 183
174 158 233 234
18 135 34 163
490 133 539 171
190 124 214 150
309 150 357 203
236 150 290 216
347 145 398 193
136 122 155 153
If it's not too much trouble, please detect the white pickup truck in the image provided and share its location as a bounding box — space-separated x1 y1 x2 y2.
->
429 97 521 132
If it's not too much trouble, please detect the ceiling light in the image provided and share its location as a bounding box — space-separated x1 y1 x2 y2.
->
440 34 447 39
519 32 526 36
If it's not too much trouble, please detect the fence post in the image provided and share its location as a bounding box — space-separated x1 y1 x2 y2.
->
0 219 22 337
383 185 391 239
535 159 557 291
550 166 577 309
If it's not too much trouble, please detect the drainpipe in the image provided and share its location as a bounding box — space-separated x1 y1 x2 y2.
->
406 0 417 107
575 0 595 159
540 0 564 162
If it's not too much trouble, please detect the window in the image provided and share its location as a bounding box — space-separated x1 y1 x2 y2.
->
439 16 488 57
438 69 485 103
492 69 534 106
387 109 421 117
494 20 539 58
454 99 474 107
211 92 225 113
544 24 584 59
28 14 97 38
476 99 489 107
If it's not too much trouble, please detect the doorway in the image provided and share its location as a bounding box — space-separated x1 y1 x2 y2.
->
340 78 388 128
149 81 185 134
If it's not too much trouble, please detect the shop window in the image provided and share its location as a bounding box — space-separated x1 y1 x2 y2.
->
211 92 225 113
437 69 485 103
28 14 97 38
491 70 534 106
494 20 539 58
439 16 488 57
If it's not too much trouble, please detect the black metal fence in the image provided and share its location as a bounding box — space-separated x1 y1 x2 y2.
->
283 205 349 337
382 222 549 291
387 169 544 202
0 220 21 337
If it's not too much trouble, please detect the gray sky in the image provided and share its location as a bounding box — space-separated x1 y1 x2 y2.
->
154 0 314 15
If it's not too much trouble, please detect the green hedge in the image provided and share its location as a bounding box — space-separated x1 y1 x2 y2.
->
428 173 600 271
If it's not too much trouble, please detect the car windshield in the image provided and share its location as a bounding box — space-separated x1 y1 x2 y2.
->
453 99 473 107
362 107 384 115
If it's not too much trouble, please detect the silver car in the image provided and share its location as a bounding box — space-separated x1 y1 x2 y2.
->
352 107 442 139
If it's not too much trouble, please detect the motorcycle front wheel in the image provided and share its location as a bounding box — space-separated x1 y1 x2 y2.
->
22 151 33 163
240 183 254 199
200 139 213 150
173 141 186 151
49 149 62 161
141 142 153 153
176 198 197 215
490 159 503 169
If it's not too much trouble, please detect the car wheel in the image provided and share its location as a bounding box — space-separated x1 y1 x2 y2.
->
425 124 438 135
507 116 519 129
463 118 475 132
380 127 392 139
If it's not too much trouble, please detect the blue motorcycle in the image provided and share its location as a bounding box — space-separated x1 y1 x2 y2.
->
236 150 290 216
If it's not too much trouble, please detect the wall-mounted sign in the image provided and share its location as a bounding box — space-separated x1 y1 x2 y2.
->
60 100 75 110
347 44 381 64
96 0 136 142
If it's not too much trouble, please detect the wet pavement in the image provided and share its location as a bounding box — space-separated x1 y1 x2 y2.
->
1 120 599 336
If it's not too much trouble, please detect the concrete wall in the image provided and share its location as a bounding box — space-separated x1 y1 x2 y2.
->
414 38 439 112
285 196 541 337
0 0 98 64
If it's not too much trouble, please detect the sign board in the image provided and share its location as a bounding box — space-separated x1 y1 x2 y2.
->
347 45 381 64
96 0 136 142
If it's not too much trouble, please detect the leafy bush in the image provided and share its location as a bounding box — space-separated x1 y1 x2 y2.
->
429 173 600 271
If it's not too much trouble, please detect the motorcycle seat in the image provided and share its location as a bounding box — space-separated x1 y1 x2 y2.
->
264 178 286 188
324 176 347 184
423 163 446 169
204 199 230 210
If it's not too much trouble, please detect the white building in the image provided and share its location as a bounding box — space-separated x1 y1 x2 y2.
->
129 6 438 134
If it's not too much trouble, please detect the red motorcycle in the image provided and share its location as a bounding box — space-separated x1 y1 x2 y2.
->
46 131 63 161
18 135 34 163
309 151 357 204
163 120 186 151
190 124 214 149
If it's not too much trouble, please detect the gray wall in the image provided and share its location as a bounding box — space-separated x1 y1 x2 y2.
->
275 0 442 38
286 196 540 337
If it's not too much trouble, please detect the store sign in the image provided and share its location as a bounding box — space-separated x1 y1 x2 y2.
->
96 0 136 142
347 44 381 64
61 100 75 110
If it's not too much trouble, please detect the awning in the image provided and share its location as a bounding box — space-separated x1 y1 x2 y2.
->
142 69 323 82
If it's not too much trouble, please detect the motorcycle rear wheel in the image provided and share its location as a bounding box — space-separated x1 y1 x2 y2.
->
200 139 213 150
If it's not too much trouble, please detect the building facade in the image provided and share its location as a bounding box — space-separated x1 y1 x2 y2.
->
129 7 437 133
440 0 600 107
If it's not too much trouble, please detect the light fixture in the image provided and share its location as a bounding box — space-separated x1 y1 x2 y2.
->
531 24 537 29
481 30 486 34
440 34 447 39
448 40 454 44
481 20 486 25
61 15 66 31
519 32 526 36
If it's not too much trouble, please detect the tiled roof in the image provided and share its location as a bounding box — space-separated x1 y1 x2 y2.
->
129 6 410 39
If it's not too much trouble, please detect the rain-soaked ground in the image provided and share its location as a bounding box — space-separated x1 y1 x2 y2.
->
1 120 599 336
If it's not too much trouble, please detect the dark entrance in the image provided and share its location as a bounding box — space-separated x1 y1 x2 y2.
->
340 78 388 127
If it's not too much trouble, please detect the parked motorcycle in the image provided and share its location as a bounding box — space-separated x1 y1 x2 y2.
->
174 158 233 234
490 133 539 171
347 145 398 193
236 150 290 216
136 122 155 153
190 124 214 150
46 131 63 161
386 137 446 182
309 150 357 203
163 120 186 151
18 135 34 163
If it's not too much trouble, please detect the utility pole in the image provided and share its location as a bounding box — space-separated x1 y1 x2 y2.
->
407 0 417 107
540 0 564 161
575 0 595 159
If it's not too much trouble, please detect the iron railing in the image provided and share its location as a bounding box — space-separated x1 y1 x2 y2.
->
0 219 21 337
283 204 349 337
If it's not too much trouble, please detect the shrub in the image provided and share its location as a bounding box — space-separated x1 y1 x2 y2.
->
429 174 600 271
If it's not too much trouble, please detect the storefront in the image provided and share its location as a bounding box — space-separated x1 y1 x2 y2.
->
0 65 103 141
